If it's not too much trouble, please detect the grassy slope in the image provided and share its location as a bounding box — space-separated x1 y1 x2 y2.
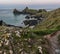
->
29 8 60 35
34 8 60 31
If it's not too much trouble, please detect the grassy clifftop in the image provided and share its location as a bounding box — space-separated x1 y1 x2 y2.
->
34 8 60 31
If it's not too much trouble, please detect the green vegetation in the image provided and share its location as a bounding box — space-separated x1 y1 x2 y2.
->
23 7 38 15
32 30 57 36
22 7 48 16
38 9 47 13
33 8 60 32
42 48 49 54
0 26 50 54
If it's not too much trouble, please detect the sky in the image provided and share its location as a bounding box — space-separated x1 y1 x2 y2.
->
0 0 60 4
0 0 60 9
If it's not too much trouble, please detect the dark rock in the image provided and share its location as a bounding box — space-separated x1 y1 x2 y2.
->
23 19 38 26
13 9 22 15
25 15 43 21
0 20 6 26
6 24 23 28
13 7 38 15
25 15 30 19
0 20 3 26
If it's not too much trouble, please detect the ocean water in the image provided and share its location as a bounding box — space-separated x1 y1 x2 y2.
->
0 9 26 27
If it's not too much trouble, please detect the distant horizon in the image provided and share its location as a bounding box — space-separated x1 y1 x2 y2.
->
0 0 60 9
0 4 60 10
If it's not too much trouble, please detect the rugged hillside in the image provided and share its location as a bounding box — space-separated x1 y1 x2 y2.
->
34 8 60 31
0 26 49 54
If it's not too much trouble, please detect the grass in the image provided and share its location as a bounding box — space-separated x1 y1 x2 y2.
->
42 47 49 54
33 8 60 32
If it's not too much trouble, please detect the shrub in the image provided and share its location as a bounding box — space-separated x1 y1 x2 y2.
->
56 25 60 30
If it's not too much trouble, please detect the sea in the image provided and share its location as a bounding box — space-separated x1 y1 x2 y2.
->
0 9 27 27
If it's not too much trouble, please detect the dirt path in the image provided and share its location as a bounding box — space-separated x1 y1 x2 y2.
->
46 31 60 54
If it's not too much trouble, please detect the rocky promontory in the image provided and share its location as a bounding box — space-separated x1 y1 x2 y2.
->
13 7 47 16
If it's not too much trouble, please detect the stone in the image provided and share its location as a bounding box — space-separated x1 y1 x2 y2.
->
9 50 13 54
0 51 2 53
0 43 2 47
5 40 9 45
15 31 21 37
4 52 6 54
38 46 43 54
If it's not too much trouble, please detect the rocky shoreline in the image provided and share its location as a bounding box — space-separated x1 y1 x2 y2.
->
13 7 47 27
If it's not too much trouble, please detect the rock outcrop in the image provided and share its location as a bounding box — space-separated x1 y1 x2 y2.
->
23 19 38 26
0 20 6 26
13 9 22 15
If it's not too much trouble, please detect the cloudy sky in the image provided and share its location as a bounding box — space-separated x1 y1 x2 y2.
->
0 0 60 9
